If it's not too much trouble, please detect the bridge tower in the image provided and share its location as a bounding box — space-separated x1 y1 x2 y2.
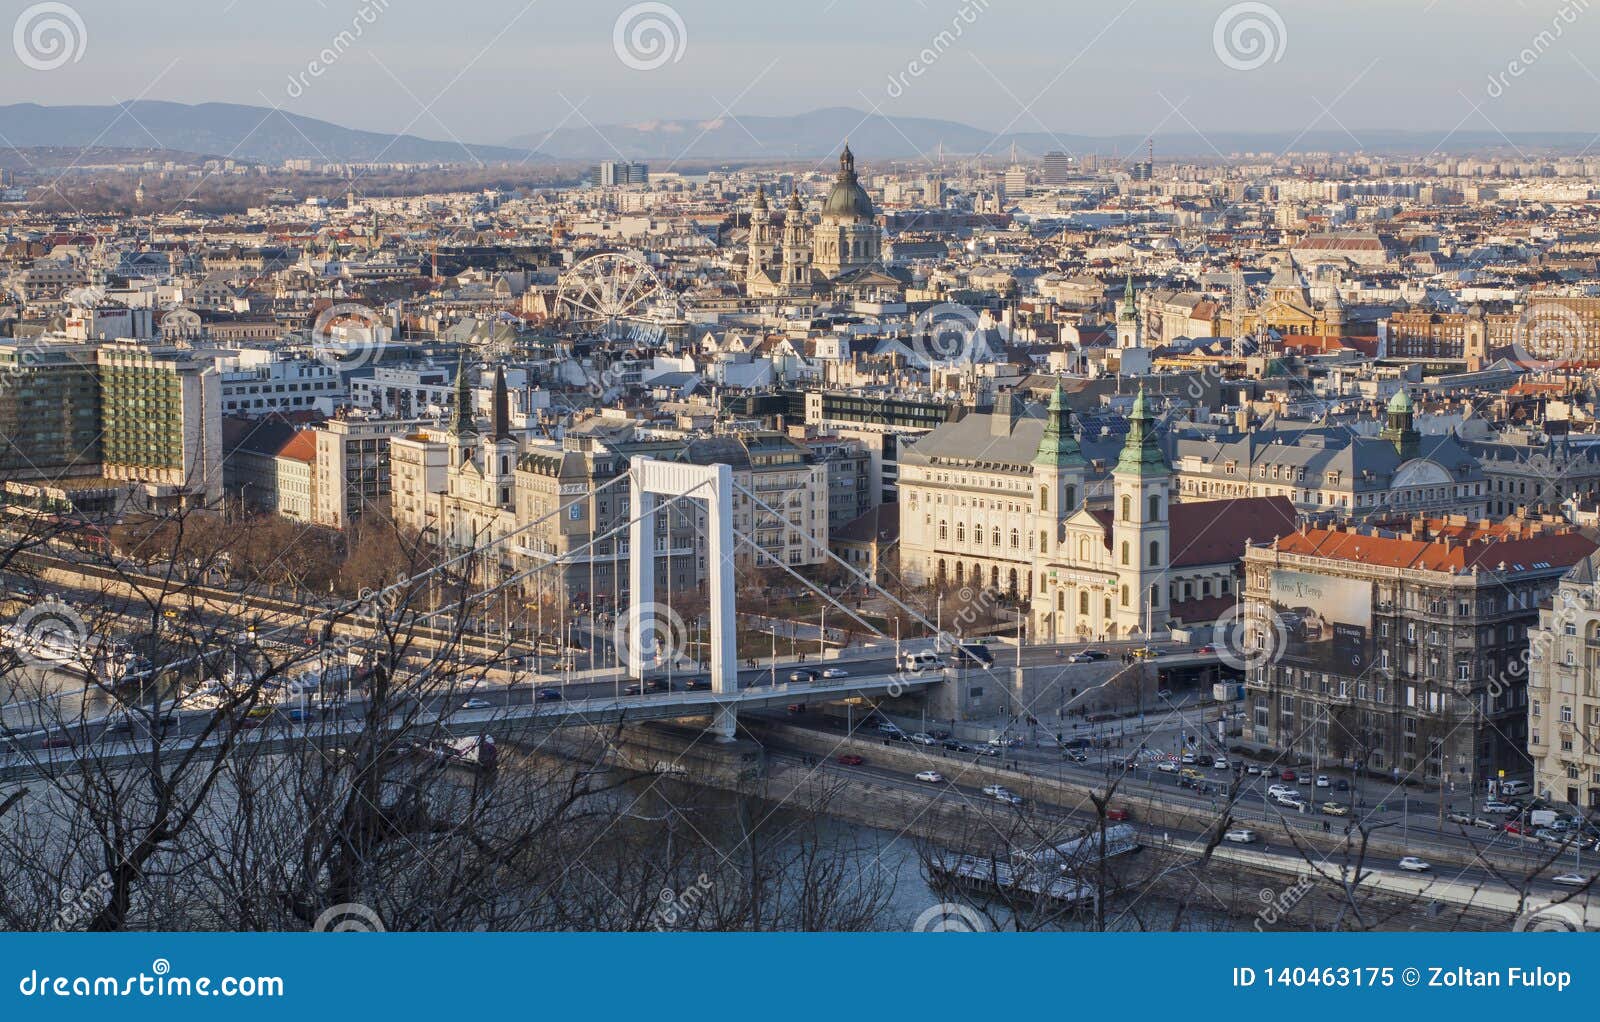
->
627 457 739 739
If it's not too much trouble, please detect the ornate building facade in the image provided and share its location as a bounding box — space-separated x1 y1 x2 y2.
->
746 145 891 298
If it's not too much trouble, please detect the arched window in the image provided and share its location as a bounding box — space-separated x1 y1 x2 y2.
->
1010 528 1020 549
973 524 983 546
1120 541 1130 566
1121 495 1131 521
1149 540 1161 566
992 529 1001 547
1039 485 1049 511
991 566 1000 588
938 520 948 541
1080 591 1090 615
1104 597 1112 620
956 522 965 543
1008 568 1019 595
1058 591 1066 611
1080 537 1091 561
1149 494 1161 520
955 562 964 583
937 560 947 584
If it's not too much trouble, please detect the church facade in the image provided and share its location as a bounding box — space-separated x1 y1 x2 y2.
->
897 386 1297 643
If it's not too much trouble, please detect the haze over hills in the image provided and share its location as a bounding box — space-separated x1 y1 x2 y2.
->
0 101 1594 166
0 101 533 166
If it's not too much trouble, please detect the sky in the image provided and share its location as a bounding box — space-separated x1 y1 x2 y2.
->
1 0 1597 145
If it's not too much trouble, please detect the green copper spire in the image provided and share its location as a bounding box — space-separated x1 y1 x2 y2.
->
1115 386 1168 476
1033 381 1085 467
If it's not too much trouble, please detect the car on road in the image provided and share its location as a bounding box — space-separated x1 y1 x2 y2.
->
1212 757 1230 770
536 688 563 702
1156 761 1178 773
1535 828 1568 843
1268 783 1295 798
1334 778 1350 791
876 721 902 735
1446 811 1473 825
1321 802 1349 816
1180 767 1203 781
1063 751 1088 763
941 739 971 752
908 732 937 746
1196 644 1217 654
820 667 848 678
1279 769 1298 783
1552 873 1590 887
1131 647 1159 660
914 770 945 784
1482 800 1518 815
1245 764 1262 775
1067 649 1109 663
1315 775 1331 787
788 670 818 683
1181 752 1197 764
682 678 710 691
461 698 493 709
1398 856 1431 873
1224 828 1258 844
43 735 74 748
622 683 643 696
988 735 1020 748
1106 807 1130 821
786 703 805 714
1272 792 1306 809
973 744 999 758
836 754 864 767
982 784 1022 805
644 679 673 693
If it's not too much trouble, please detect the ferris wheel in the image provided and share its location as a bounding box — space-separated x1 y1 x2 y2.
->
556 252 671 336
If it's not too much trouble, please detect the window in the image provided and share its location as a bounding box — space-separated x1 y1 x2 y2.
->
1080 591 1090 615
1039 485 1048 511
1120 585 1129 607
1149 540 1160 567
1121 495 1131 521
1149 494 1161 521
1121 541 1130 566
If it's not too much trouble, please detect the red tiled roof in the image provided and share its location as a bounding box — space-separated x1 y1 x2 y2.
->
1274 525 1597 574
275 431 317 464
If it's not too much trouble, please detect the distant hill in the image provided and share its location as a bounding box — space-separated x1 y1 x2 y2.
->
0 101 535 165
2 101 1595 167
509 106 1600 162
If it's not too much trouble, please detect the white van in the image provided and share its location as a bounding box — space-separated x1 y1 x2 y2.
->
1499 780 1532 797
899 650 939 672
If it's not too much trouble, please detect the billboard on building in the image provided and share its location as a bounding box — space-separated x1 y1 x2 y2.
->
1266 568 1373 675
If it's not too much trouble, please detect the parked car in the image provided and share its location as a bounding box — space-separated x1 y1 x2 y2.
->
914 770 945 784
1315 775 1331 788
908 732 937 746
1280 769 1298 783
941 739 971 752
1321 802 1349 817
1224 828 1258 844
1482 800 1518 815
1398 856 1431 872
836 754 864 766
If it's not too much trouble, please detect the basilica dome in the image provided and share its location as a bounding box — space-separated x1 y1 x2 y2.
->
822 144 874 221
